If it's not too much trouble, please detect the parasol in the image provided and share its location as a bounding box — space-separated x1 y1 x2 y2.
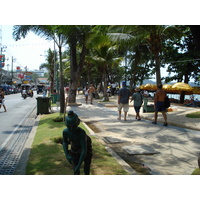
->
192 87 200 94
144 84 157 90
162 84 174 93
171 82 193 92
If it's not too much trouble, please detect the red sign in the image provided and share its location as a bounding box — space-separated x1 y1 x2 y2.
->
18 73 24 79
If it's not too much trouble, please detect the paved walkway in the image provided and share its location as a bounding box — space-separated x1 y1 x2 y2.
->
66 94 200 175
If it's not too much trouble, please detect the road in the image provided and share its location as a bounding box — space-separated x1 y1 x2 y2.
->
0 92 38 175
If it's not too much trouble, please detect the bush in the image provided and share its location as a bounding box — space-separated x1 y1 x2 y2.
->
53 114 65 122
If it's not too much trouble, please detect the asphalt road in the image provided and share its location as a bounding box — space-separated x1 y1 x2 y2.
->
0 92 38 174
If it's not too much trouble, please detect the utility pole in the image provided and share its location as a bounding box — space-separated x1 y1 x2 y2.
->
11 56 16 87
0 25 2 84
0 26 7 84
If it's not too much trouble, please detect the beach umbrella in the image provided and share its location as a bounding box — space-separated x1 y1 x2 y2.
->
192 87 200 94
171 82 193 92
144 84 157 90
163 84 174 93
139 85 145 90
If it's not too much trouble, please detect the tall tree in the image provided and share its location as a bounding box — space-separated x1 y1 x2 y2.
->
40 48 58 93
108 25 182 85
13 25 66 113
88 34 123 101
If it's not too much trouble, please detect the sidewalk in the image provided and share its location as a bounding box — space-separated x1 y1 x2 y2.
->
65 94 200 175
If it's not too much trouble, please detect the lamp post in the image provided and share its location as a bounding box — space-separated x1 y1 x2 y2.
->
0 45 7 84
11 56 16 86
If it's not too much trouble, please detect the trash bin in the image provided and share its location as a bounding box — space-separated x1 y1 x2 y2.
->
51 93 60 104
36 97 51 115
143 98 155 113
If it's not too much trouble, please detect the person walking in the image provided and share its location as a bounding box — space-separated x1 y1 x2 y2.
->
0 88 7 112
152 84 168 126
84 86 89 104
118 81 131 121
88 84 96 104
130 87 143 120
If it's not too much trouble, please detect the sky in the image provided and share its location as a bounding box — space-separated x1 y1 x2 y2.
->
1 25 54 72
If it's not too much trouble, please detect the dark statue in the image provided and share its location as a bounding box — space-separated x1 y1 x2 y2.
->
62 110 92 175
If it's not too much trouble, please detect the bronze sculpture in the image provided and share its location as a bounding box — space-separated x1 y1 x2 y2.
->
62 110 92 175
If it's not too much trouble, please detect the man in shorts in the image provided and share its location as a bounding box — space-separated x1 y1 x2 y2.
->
88 84 96 104
118 81 131 121
152 84 168 126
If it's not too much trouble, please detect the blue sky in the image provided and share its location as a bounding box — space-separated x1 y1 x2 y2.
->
1 25 54 72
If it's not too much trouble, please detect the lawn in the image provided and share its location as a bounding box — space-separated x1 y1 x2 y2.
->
26 113 129 175
186 111 200 118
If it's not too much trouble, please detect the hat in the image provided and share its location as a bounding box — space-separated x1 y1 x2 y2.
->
122 81 126 86
65 110 80 127
135 87 140 92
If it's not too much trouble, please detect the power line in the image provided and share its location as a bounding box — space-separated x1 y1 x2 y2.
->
5 42 52 47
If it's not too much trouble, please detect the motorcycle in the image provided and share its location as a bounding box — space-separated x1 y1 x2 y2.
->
22 93 27 99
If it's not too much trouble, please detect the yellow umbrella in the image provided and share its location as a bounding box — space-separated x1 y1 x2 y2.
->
162 84 174 93
171 82 193 92
139 85 145 90
144 84 157 90
192 87 200 94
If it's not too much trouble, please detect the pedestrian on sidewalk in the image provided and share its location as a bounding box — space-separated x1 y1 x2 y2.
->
88 84 96 104
0 88 7 112
118 81 131 121
84 86 89 104
152 84 168 126
130 87 143 120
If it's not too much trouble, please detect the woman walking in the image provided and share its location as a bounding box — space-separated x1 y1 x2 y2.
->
0 88 7 112
130 87 143 120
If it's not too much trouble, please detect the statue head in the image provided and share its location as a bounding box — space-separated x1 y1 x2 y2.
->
65 110 80 132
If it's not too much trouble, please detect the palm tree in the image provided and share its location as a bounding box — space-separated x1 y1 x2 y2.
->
40 48 58 93
13 25 66 113
88 35 123 101
108 25 182 85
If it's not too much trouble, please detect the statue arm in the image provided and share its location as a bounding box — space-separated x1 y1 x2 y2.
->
62 129 72 164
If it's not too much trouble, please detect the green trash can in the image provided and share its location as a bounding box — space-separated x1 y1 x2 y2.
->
143 98 154 113
51 93 60 104
36 97 51 115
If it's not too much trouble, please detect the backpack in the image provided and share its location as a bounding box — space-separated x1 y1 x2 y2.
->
164 96 170 108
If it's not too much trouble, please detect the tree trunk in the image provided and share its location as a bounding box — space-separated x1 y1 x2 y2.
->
68 41 87 104
180 91 186 104
58 46 65 113
154 52 161 85
68 42 78 104
102 69 109 101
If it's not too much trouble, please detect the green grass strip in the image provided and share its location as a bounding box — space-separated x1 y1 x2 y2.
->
186 111 200 118
26 113 129 175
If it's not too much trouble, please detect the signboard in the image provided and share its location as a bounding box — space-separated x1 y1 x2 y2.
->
24 72 33 75
18 73 24 79
16 66 21 72
24 75 32 80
